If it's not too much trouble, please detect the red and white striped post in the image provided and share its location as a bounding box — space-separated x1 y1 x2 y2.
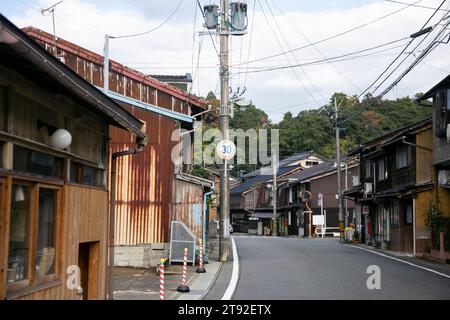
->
177 247 190 293
159 258 165 300
196 239 206 273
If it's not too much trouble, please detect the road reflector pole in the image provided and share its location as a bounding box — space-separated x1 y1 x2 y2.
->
196 239 206 273
159 258 165 300
177 248 190 293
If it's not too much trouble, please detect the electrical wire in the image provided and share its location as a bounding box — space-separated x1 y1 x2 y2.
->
257 0 324 107
263 0 327 102
111 0 184 39
230 38 409 75
231 0 425 67
364 0 447 98
384 0 450 11
269 0 361 93
340 3 450 124
243 0 256 88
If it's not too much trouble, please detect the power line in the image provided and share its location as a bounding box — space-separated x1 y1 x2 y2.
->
231 0 425 67
269 0 361 92
384 0 450 11
111 0 184 39
243 0 256 88
257 0 324 107
340 2 450 124
364 0 447 98
263 0 327 102
231 37 409 75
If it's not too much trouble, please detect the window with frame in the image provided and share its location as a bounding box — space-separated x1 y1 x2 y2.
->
390 201 399 226
70 161 104 188
13 146 64 179
377 158 387 181
396 144 412 169
435 89 450 137
405 203 413 225
7 182 60 290
365 160 372 179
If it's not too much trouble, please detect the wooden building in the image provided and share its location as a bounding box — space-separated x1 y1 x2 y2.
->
0 15 146 299
418 76 450 259
230 152 324 234
23 27 212 268
345 118 434 254
279 157 359 237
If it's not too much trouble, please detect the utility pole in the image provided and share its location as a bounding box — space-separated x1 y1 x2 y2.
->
334 98 344 243
218 0 230 262
103 34 110 92
272 152 278 237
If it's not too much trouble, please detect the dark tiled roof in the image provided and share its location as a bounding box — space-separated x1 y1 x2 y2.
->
230 175 272 194
419 74 450 100
149 73 192 83
230 166 300 194
243 151 313 178
285 157 353 182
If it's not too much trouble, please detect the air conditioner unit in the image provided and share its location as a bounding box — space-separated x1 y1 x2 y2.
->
364 182 373 196
352 176 360 187
438 170 450 186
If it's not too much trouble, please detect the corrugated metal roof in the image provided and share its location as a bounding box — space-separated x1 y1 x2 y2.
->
21 26 207 109
0 14 146 142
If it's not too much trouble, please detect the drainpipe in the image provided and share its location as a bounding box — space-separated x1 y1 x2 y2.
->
203 190 214 262
107 147 144 300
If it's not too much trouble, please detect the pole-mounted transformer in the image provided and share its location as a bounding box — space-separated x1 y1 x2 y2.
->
203 4 219 29
229 2 248 32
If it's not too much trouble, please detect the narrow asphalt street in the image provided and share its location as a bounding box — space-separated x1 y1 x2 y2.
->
216 235 450 300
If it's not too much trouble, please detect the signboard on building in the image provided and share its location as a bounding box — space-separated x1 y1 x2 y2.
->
362 205 370 215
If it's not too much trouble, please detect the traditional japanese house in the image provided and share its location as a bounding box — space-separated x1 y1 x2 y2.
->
418 76 450 259
280 157 359 237
345 118 434 254
230 151 324 234
23 27 212 268
0 15 146 299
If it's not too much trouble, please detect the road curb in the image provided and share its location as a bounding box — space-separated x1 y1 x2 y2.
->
200 261 223 300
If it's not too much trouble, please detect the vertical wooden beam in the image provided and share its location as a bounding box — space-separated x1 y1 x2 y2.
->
0 176 12 299
5 86 14 134
2 142 13 170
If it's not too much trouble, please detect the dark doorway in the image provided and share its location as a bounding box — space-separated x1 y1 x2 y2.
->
78 241 100 300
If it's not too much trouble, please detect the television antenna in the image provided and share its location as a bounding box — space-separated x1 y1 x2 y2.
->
40 0 64 54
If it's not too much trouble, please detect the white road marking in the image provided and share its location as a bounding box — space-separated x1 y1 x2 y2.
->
349 245 450 279
222 237 239 300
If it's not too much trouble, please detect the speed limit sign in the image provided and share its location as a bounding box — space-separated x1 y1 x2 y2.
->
216 139 236 160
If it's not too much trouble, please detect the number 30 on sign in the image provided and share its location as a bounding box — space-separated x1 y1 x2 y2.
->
216 139 236 160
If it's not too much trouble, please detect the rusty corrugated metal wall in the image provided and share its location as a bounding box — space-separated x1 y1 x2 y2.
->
24 28 209 245
171 179 204 242
110 105 177 244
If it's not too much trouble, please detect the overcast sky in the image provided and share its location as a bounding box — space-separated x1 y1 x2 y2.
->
1 0 450 122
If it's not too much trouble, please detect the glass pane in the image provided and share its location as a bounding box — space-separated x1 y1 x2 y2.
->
8 184 31 283
13 146 64 179
36 188 57 278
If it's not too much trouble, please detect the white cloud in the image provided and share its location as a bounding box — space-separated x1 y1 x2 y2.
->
6 0 450 123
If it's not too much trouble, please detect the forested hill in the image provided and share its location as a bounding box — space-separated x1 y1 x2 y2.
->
199 91 431 175
274 92 431 159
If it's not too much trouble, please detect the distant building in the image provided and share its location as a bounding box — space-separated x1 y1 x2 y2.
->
281 157 359 237
149 73 193 93
230 151 325 234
